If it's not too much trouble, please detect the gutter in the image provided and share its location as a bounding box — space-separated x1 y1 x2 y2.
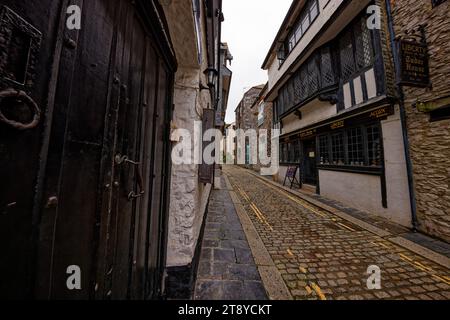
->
385 0 419 232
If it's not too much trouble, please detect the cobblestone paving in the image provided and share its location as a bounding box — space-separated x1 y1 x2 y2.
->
225 166 450 300
194 176 268 300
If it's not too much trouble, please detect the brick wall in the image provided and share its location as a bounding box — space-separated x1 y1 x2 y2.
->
391 0 450 242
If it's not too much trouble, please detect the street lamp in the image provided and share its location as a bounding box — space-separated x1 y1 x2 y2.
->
204 67 218 88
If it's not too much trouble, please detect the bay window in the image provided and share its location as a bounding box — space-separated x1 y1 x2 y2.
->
339 16 375 81
274 13 376 122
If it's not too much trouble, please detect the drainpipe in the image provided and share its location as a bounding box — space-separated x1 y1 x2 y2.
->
216 0 223 122
385 0 419 232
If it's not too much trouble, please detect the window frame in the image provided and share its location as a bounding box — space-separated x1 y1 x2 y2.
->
279 138 302 165
339 16 375 81
257 102 265 127
317 122 383 174
274 13 377 122
275 44 337 120
278 0 320 66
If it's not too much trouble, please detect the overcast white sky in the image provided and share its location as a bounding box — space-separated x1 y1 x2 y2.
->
222 0 292 124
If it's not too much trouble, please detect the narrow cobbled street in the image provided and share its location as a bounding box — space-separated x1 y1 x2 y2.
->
223 166 450 300
2 0 450 305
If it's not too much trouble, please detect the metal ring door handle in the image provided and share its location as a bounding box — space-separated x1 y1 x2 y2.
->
0 89 41 130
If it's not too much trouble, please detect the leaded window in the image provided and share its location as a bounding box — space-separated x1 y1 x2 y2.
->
300 67 308 101
355 18 374 69
275 14 376 120
367 125 381 166
280 88 286 114
276 46 336 115
294 140 302 163
340 30 356 80
321 47 335 87
280 139 302 164
310 0 319 21
288 32 296 52
347 127 364 166
273 99 278 122
331 133 345 165
307 57 320 96
317 124 383 169
294 23 303 44
294 72 302 104
280 142 288 163
288 80 295 108
280 0 320 58
301 12 310 34
319 135 330 165
288 141 294 162
340 16 374 80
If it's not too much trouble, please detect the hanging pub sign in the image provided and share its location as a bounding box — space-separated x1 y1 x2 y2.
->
397 39 430 87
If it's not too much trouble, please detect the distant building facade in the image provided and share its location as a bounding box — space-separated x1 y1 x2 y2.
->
262 0 414 228
235 85 265 169
390 0 450 242
216 43 233 133
223 122 236 164
250 83 274 173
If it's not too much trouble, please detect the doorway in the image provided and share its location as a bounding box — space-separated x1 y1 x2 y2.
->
0 0 175 300
302 138 317 185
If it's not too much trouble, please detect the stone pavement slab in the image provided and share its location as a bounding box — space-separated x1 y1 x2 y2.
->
194 175 268 300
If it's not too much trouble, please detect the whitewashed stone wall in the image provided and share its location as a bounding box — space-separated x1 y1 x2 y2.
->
163 1 214 267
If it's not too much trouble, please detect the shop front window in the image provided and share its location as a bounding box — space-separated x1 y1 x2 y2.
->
347 127 364 166
280 139 302 164
331 133 345 165
319 135 330 165
367 125 382 166
318 123 382 169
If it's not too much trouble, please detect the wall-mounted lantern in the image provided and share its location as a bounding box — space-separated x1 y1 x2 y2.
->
204 67 218 88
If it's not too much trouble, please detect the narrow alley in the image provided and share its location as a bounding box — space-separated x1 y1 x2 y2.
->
198 166 450 300
1 0 450 306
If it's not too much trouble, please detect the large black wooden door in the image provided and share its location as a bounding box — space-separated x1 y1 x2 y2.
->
0 0 174 300
0 0 61 299
99 3 172 300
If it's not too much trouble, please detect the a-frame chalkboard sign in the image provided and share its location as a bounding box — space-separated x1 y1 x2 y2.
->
283 166 302 189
